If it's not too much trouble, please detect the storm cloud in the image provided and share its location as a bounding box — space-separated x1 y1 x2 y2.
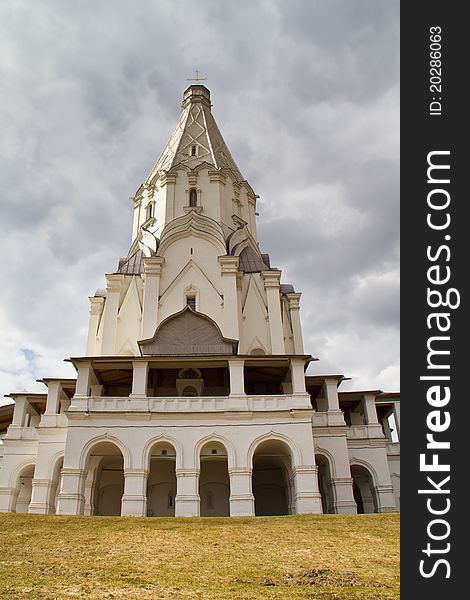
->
0 0 399 402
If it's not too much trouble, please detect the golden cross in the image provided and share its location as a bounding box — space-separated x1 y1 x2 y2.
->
187 69 208 85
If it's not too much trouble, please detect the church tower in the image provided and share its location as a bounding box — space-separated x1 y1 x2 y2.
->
86 84 304 360
0 84 399 519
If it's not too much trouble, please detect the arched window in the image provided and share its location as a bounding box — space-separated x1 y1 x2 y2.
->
146 202 154 220
191 145 197 157
189 189 197 207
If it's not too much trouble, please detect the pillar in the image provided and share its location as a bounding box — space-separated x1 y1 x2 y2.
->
363 393 379 424
44 381 61 415
331 477 357 514
130 361 149 398
293 465 322 514
56 468 86 515
321 378 345 425
219 256 240 340
141 257 164 339
228 359 247 410
175 469 200 516
286 293 304 353
229 468 254 516
101 274 124 354
74 362 95 398
86 296 104 355
289 358 311 409
261 270 285 354
121 469 148 516
11 396 29 428
29 478 54 514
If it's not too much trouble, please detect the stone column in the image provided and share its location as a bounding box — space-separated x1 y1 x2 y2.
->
228 359 248 410
374 484 398 513
101 274 124 354
331 477 357 514
229 468 254 516
141 257 164 339
11 396 29 428
44 381 62 415
56 468 86 515
121 469 148 517
29 478 54 514
293 465 323 514
362 393 384 437
74 361 96 398
219 256 240 340
86 296 104 355
321 378 345 425
175 469 200 517
286 293 304 354
130 361 149 399
261 270 285 354
289 358 311 409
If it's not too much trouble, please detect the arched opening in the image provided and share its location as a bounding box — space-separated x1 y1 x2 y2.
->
89 442 125 516
252 440 293 516
15 464 35 513
316 454 334 514
189 188 198 207
147 442 177 517
50 457 64 514
199 441 230 517
351 464 377 514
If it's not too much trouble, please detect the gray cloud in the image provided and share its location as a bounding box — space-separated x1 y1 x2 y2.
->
0 0 399 402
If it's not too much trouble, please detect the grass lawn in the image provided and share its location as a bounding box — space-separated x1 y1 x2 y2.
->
0 513 399 599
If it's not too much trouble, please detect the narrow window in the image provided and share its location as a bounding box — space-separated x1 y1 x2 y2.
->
189 188 197 207
146 202 153 220
186 296 196 311
191 145 197 157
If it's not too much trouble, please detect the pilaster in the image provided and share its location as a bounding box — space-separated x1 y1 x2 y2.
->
228 467 254 516
121 469 148 516
175 469 200 517
261 270 285 354
219 256 240 340
286 293 304 353
101 274 125 354
141 257 165 339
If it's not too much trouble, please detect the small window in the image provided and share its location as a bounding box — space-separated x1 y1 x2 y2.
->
191 145 197 157
186 296 196 311
189 188 197 207
146 202 154 220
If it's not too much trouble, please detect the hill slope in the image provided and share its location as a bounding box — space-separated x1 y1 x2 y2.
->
0 513 399 599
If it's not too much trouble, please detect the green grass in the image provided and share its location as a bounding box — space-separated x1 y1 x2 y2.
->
0 513 399 599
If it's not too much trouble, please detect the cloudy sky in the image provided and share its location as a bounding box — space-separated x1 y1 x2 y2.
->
0 0 399 404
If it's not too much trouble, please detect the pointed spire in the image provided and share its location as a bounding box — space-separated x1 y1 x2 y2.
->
146 84 244 183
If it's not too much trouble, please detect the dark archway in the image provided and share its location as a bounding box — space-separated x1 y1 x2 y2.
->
316 454 334 514
89 442 125 516
252 440 293 516
147 442 177 517
351 464 377 514
199 441 230 517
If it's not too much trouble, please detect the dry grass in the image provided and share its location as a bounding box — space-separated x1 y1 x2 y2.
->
0 513 399 599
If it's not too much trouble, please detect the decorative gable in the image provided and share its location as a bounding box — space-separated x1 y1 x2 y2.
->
138 306 238 356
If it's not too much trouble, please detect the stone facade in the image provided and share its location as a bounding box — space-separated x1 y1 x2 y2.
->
0 85 400 517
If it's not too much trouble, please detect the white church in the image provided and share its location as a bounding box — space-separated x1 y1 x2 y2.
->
0 84 400 518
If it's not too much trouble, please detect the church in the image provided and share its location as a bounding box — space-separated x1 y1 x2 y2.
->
0 83 400 518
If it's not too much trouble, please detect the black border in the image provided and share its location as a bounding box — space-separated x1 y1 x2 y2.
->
401 3 466 595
